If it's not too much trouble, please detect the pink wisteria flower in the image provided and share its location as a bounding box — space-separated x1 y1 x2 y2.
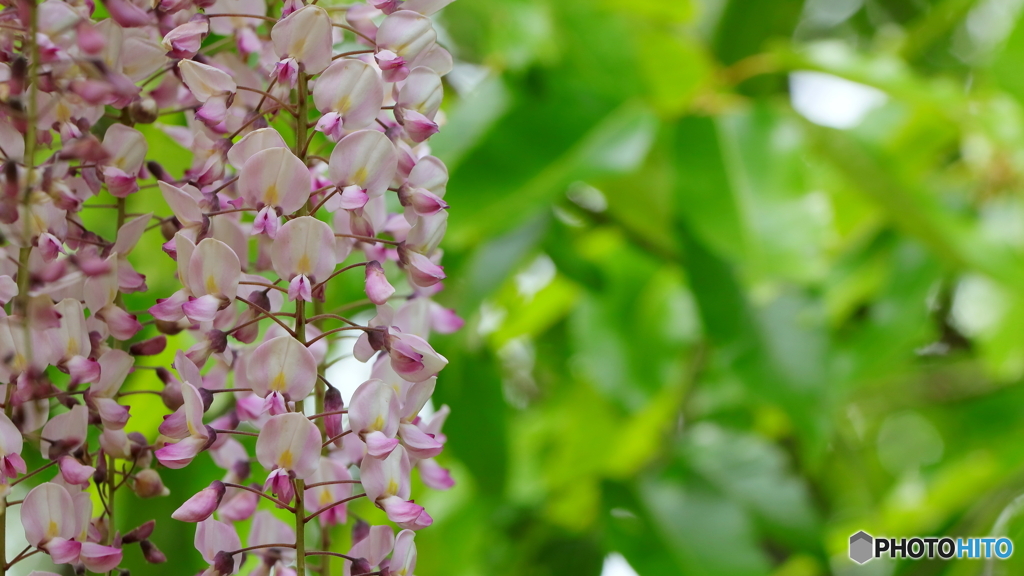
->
0 0 460 572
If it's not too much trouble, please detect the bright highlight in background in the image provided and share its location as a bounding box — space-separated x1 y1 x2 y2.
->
601 553 639 576
789 71 887 129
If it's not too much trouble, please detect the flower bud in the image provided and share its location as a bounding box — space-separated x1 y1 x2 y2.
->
141 539 167 563
352 518 371 544
123 520 156 544
351 558 374 576
324 386 344 442
213 550 236 575
172 481 225 522
129 97 159 125
129 336 167 356
132 468 170 498
365 261 396 305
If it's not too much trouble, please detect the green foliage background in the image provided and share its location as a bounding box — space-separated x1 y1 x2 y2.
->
51 0 1024 574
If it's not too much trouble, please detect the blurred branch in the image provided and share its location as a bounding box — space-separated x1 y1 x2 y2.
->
902 0 982 61
809 125 1024 288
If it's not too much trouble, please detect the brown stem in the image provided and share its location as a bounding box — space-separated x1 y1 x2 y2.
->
307 409 347 420
303 479 361 490
313 262 369 289
306 314 360 326
332 23 375 44
322 430 353 447
304 326 371 347
4 545 36 570
304 493 366 523
331 49 375 61
334 233 399 246
236 296 297 338
11 459 58 486
207 176 240 196
223 482 295 512
205 13 278 22
228 543 297 555
226 104 284 141
212 428 259 437
237 86 298 116
310 187 340 214
305 550 362 562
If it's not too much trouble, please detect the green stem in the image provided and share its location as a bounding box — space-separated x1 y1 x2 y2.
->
295 479 306 575
6 2 40 568
293 69 310 576
295 72 308 160
106 453 116 546
0 385 12 576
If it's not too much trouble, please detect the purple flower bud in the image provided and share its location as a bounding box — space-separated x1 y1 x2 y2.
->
213 550 236 575
172 481 226 522
123 520 156 543
351 558 374 576
129 336 167 356
352 518 371 545
141 540 167 564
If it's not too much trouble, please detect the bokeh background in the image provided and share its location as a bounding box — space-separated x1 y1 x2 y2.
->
24 0 1024 574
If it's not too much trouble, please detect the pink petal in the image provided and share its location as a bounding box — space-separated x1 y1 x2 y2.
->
187 238 241 300
45 537 83 564
79 542 123 572
417 458 454 490
238 147 311 213
246 336 318 402
255 413 322 478
379 495 432 530
348 379 400 438
155 435 208 469
172 481 226 522
398 422 443 459
182 294 223 324
287 275 312 302
365 430 400 459
328 130 398 199
270 5 333 74
271 216 338 283
58 456 96 486
96 304 142 340
177 57 233 101
22 483 76 546
399 248 445 287
227 128 288 170
312 59 384 130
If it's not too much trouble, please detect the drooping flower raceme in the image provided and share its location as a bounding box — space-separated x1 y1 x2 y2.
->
0 0 460 573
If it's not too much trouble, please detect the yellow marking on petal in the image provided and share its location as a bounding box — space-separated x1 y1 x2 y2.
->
279 450 293 469
335 96 351 112
66 337 77 356
264 184 279 206
56 101 72 124
386 479 399 496
205 275 219 294
271 372 288 392
319 490 333 506
354 167 368 184
47 520 59 539
13 354 25 371
371 415 384 431
296 255 311 275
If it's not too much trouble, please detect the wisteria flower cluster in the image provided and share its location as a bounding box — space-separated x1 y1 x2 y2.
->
0 0 459 572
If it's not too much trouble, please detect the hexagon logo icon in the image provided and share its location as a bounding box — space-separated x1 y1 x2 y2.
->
850 531 874 564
